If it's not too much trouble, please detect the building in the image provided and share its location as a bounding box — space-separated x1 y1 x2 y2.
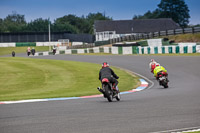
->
94 18 180 41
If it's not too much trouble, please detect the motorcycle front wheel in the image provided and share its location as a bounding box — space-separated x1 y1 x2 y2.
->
163 80 169 88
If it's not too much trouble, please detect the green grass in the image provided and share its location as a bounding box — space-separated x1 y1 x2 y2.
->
166 33 200 43
0 57 140 101
184 131 200 133
0 46 50 56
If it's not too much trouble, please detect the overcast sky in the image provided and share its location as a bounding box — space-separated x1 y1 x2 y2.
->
0 0 199 25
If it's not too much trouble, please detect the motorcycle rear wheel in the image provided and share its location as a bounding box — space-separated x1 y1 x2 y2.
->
164 84 168 88
104 84 113 102
163 80 169 88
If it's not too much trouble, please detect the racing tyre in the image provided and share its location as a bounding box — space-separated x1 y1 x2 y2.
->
104 85 113 102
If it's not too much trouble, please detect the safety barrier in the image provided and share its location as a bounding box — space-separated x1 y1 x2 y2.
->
0 42 62 47
35 45 200 56
137 45 199 54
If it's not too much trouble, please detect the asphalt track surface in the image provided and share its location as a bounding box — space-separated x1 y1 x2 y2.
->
1 54 200 133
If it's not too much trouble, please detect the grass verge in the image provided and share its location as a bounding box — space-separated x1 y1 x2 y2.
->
0 46 50 56
166 33 200 43
184 131 200 133
0 57 140 101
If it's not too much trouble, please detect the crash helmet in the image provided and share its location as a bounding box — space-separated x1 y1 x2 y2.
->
151 59 155 62
102 62 109 68
156 63 160 67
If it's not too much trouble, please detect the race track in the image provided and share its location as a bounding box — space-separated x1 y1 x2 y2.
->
0 54 200 133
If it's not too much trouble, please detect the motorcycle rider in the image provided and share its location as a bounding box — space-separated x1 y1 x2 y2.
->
31 47 36 56
153 64 168 80
98 62 119 93
149 59 160 73
52 45 56 55
27 47 31 56
12 51 15 57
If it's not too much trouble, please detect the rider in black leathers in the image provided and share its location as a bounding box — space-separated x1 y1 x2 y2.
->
99 62 119 92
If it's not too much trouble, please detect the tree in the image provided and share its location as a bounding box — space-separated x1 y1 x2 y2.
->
158 0 190 27
25 18 50 32
133 0 190 27
54 14 89 33
52 22 79 33
1 12 113 34
53 15 79 33
133 9 161 19
3 12 27 32
86 12 112 34
0 18 5 32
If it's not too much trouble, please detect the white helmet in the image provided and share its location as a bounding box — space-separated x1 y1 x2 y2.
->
156 63 160 67
151 59 155 62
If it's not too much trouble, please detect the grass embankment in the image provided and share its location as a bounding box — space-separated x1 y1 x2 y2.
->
136 33 200 46
0 46 50 56
0 57 140 101
183 131 200 133
167 33 200 43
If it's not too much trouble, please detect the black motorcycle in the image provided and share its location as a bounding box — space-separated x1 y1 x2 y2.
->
31 49 35 56
53 49 56 55
27 51 31 56
157 71 169 88
97 78 120 102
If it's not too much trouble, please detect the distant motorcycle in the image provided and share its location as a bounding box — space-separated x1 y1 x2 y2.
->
27 51 31 56
12 51 15 57
31 49 35 56
98 78 120 102
157 71 169 88
53 49 56 55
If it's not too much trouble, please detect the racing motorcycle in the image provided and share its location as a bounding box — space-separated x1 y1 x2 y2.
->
157 71 169 88
53 49 56 55
97 78 120 102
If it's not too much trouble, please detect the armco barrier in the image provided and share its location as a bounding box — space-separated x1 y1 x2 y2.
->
0 43 15 47
35 45 200 56
0 42 61 47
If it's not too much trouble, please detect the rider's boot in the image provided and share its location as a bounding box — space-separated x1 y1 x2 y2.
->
112 86 120 94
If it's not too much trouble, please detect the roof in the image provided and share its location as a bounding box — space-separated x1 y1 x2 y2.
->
94 18 180 34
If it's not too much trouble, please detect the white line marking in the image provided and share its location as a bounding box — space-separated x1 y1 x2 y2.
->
149 126 200 133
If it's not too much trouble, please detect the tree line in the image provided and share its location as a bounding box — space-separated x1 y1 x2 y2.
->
0 0 198 34
0 12 112 34
133 0 191 28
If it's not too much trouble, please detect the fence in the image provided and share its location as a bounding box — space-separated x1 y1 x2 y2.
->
109 27 200 44
0 32 95 43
